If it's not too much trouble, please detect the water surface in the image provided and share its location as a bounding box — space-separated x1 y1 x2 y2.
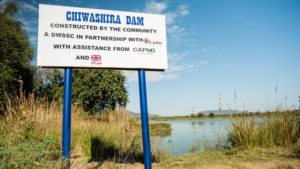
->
154 118 232 156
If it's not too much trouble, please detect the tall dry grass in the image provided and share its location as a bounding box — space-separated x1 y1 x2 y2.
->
0 95 163 168
0 94 62 168
228 112 299 149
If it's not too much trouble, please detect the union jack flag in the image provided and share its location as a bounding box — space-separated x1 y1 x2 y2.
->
91 55 101 61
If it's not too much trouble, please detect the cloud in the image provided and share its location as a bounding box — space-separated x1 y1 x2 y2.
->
21 19 37 33
168 53 184 62
178 5 189 16
124 53 208 83
147 72 179 82
16 1 38 42
143 0 167 14
29 36 37 46
123 71 179 83
167 60 208 73
165 12 177 25
168 25 185 41
0 0 10 12
18 17 38 45
165 52 208 79
20 2 38 13
143 1 189 25
141 1 189 42
24 25 36 33
168 64 193 72
0 0 9 6
199 60 209 65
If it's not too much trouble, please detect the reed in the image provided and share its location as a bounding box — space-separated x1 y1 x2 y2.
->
149 123 172 137
228 112 299 149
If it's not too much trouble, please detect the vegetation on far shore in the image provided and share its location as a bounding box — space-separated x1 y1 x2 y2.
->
149 123 172 137
150 110 300 121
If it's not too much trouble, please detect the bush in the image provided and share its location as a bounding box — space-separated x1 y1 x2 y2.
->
209 113 215 118
197 113 204 118
150 123 172 137
72 69 128 114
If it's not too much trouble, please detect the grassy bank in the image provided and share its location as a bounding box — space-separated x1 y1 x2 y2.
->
93 145 300 169
153 111 300 169
127 112 300 169
0 96 164 168
1 95 299 168
228 112 299 149
156 145 300 169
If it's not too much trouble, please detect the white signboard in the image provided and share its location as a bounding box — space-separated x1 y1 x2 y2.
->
37 4 167 70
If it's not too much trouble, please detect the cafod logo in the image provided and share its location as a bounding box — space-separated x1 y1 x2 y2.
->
133 48 155 54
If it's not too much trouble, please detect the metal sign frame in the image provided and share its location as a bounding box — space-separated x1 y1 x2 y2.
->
37 4 168 169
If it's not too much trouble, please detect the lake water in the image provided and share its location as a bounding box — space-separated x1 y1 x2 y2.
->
154 118 233 156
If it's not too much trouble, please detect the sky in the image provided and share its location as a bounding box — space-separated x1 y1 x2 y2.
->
2 0 300 116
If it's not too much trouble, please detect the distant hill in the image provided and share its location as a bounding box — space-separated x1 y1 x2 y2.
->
198 110 240 115
126 110 161 118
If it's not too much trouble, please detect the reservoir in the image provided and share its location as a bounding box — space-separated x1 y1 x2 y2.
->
154 118 232 156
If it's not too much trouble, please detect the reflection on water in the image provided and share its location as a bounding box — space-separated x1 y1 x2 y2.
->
198 121 205 126
155 118 232 156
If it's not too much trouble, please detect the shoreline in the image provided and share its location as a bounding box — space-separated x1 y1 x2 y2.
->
148 110 300 121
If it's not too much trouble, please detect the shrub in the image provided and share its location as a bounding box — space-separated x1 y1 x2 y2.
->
197 113 205 118
209 113 215 118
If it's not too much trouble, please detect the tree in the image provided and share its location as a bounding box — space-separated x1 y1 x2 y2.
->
72 69 128 114
34 69 64 101
209 112 215 118
0 2 34 109
197 113 204 118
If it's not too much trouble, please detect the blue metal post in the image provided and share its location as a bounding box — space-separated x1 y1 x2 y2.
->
62 68 72 160
138 69 152 169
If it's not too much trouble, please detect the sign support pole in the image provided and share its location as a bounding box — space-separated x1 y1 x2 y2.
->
62 68 72 162
138 69 152 169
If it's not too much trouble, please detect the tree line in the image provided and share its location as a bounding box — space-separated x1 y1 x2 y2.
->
0 2 128 115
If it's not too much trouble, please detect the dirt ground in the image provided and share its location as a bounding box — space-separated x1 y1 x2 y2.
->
70 159 300 169
70 146 300 169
